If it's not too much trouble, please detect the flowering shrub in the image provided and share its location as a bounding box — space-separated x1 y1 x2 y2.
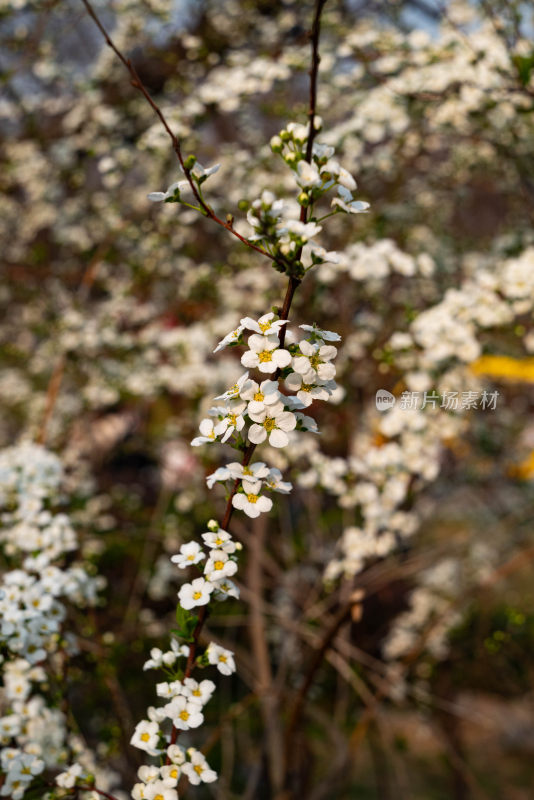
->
2 0 534 797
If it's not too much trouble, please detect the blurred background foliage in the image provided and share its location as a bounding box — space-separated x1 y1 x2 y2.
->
3 0 534 797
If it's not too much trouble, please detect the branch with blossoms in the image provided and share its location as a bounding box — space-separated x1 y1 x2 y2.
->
71 1 372 797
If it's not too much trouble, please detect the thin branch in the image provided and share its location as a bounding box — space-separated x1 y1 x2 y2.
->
80 0 274 261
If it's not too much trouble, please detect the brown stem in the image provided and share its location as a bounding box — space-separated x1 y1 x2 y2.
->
283 603 352 775
247 514 284 793
305 0 328 164
80 0 274 262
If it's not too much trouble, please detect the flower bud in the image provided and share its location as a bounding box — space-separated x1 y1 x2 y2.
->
270 135 283 152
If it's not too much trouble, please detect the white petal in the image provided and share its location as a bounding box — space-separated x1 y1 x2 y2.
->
273 349 291 368
269 429 289 448
299 340 316 356
241 352 259 368
256 496 273 512
317 363 336 380
292 356 311 375
248 424 267 444
276 412 297 431
147 192 166 202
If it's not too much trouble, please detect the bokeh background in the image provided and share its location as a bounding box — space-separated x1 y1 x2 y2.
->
2 0 534 797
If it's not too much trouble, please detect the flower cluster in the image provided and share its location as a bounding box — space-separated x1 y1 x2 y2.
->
0 444 108 799
131 307 341 794
129 519 239 796
194 314 339 515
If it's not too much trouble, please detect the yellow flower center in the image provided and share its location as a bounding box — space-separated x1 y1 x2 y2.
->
214 560 224 570
154 795 164 800
140 732 150 742
309 354 321 368
170 768 178 778
301 384 312 392
192 689 201 696
243 466 252 475
193 591 202 600
254 391 264 401
215 536 223 544
264 417 276 432
227 414 237 426
194 764 203 775
179 710 190 721
258 350 272 362
219 654 227 663
259 321 271 333
247 493 258 504
187 554 195 560
229 382 239 395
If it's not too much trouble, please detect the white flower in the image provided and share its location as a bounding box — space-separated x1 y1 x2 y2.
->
240 312 288 337
285 372 332 407
232 479 273 518
182 749 218 785
143 647 164 670
131 782 146 800
277 219 322 242
201 528 236 553
191 418 219 447
241 334 291 374
212 407 246 443
213 324 245 353
214 372 249 401
212 578 240 600
264 468 292 494
164 695 204 730
206 643 236 675
296 412 320 433
147 180 189 202
182 678 216 705
144 780 178 800
225 461 270 482
321 159 357 190
296 160 322 188
167 744 186 765
248 403 297 448
171 542 205 569
204 550 238 582
137 765 160 783
299 323 341 342
130 720 162 756
178 577 214 610
240 378 280 414
331 186 370 214
312 142 335 160
55 763 85 788
304 242 340 265
292 340 337 381
206 466 231 488
191 162 220 180
160 764 182 786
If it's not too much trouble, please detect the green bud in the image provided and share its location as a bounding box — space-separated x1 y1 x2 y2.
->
298 192 310 207
237 199 250 212
284 151 298 165
184 154 197 170
280 130 291 142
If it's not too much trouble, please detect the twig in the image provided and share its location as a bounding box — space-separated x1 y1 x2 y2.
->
80 0 274 261
282 601 352 779
247 514 284 793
